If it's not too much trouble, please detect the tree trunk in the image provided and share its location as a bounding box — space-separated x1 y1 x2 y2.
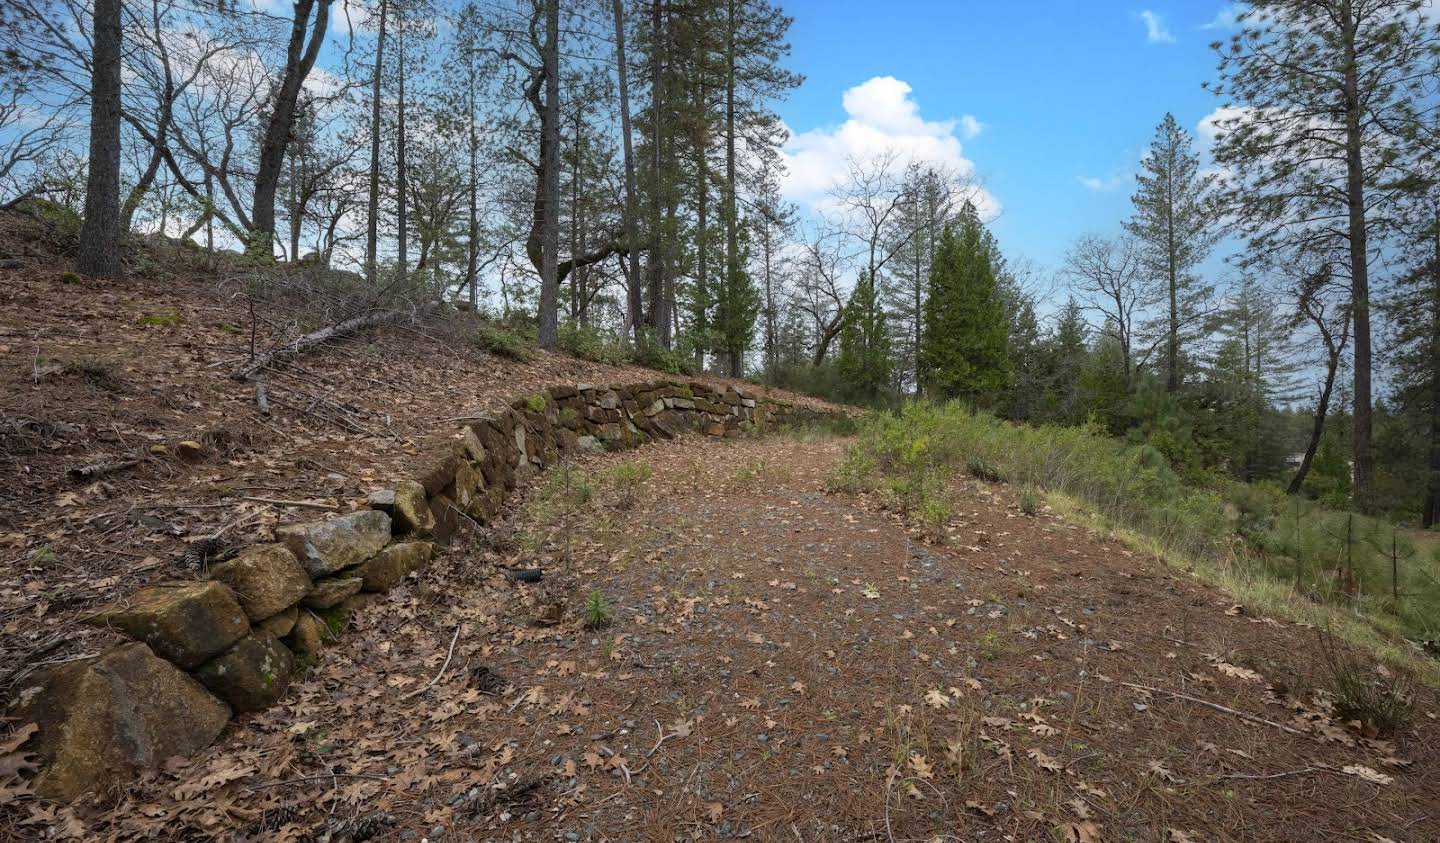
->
1288 342 1343 496
77 0 123 277
395 9 409 277
251 0 331 255
1426 216 1440 527
1340 0 1373 508
466 19 478 320
613 0 642 342
365 0 387 283
537 0 561 350
645 0 668 345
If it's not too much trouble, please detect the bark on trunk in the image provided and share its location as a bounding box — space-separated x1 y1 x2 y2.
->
1340 0 1373 508
536 0 561 349
395 9 409 277
365 0 387 283
251 0 331 255
613 0 642 341
77 0 123 277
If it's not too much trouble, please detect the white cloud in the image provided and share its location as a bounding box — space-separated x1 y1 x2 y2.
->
1201 3 1243 30
1139 10 1176 43
781 76 997 217
1079 172 1131 192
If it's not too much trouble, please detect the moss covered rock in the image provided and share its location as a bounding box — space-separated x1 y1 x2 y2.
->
90 582 249 669
353 541 433 592
209 544 311 621
195 630 293 712
277 510 391 577
8 642 230 800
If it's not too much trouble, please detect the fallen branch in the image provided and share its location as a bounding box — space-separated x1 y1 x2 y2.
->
246 772 388 791
239 496 341 511
231 309 408 382
255 378 270 415
1122 682 1304 735
67 457 141 483
401 625 462 701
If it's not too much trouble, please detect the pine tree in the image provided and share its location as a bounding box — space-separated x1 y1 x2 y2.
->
1207 0 1440 507
837 271 892 404
917 205 1010 403
1124 113 1217 393
711 224 759 377
1388 191 1440 525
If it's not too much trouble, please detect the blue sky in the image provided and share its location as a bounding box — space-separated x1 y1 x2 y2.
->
775 1 1242 272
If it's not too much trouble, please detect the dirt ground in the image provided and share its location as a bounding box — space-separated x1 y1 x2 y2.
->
20 432 1436 842
0 213 817 694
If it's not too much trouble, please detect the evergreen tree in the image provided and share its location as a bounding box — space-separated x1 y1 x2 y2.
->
917 205 1010 403
1387 191 1440 525
712 224 759 377
1207 0 1440 507
1124 113 1217 393
837 270 892 404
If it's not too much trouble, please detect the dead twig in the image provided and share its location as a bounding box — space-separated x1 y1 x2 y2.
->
1121 682 1304 735
239 496 341 511
401 625 462 701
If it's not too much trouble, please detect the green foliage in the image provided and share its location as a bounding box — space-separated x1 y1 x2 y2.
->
601 461 652 510
1019 486 1041 516
1304 427 1352 508
630 331 694 375
138 311 180 327
839 401 1440 643
473 322 534 361
558 323 630 365
712 231 761 377
917 207 1010 404
58 271 81 284
524 393 548 414
583 589 612 630
836 271 893 406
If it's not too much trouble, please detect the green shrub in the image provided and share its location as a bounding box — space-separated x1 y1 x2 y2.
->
583 589 612 629
601 461 651 510
1019 486 1041 516
1319 627 1412 735
473 322 533 361
840 401 1440 643
559 323 629 365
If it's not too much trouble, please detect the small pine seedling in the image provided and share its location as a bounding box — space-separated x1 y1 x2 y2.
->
583 589 612 630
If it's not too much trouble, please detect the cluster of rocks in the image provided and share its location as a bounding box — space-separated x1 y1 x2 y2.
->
9 380 840 801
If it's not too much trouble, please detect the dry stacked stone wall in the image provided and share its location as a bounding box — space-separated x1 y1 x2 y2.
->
9 380 842 800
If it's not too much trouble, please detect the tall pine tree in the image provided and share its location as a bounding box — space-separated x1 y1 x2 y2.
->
917 204 1010 403
1124 113 1217 394
837 270 892 404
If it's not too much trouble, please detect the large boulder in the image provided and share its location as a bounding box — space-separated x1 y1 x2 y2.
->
209 544 312 621
353 541 434 592
277 510 391 577
368 480 435 536
194 630 294 713
90 582 249 669
8 642 230 800
301 576 363 610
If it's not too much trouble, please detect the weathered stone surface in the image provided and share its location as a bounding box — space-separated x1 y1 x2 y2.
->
460 426 486 464
209 544 311 622
369 479 434 536
90 582 249 669
256 605 298 638
277 510 392 577
284 611 326 659
195 630 293 712
301 576 363 609
9 642 230 800
575 434 605 454
429 493 458 543
454 460 481 507
412 450 461 497
353 541 433 592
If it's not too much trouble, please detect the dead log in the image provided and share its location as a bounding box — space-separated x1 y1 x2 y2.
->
68 457 141 482
231 309 407 382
